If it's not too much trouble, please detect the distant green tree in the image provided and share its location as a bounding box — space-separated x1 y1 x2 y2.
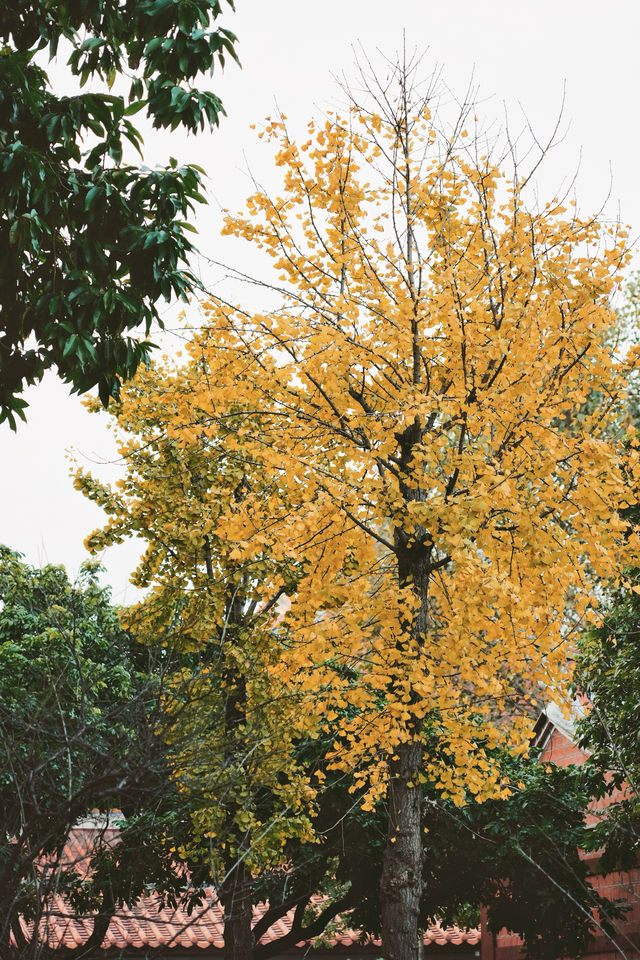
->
0 547 195 959
419 755 624 960
0 0 238 427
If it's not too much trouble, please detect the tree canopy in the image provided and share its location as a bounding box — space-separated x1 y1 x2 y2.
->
74 347 322 960
0 547 187 957
0 0 238 427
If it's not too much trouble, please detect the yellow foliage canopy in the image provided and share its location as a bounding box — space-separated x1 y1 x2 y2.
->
77 93 638 814
210 103 636 804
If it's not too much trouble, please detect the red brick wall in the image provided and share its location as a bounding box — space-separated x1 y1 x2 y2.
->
586 856 640 959
541 727 587 768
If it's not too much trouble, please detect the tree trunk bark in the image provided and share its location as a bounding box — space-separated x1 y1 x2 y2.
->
380 531 429 960
222 858 254 960
381 413 431 960
381 739 424 960
218 548 254 960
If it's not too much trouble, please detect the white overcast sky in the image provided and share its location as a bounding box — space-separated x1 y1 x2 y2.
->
2 0 640 604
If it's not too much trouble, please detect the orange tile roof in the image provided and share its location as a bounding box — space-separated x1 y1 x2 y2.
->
25 895 480 954
21 826 480 955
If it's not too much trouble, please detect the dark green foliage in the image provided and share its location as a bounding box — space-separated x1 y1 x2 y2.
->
419 759 624 960
249 764 378 959
0 547 193 956
248 747 619 960
0 545 142 821
290 753 619 960
0 1 238 427
573 498 640 877
575 573 640 794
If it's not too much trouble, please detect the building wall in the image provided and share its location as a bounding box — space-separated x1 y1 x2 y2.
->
540 727 587 769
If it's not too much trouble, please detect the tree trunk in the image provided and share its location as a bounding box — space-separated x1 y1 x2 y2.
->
381 413 431 960
380 533 429 960
218 549 254 960
222 858 254 960
381 739 424 960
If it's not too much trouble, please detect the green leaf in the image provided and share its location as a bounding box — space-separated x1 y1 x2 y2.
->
63 334 79 357
124 100 148 117
84 185 101 210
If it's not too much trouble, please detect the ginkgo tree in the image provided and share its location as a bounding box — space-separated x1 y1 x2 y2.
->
191 56 640 960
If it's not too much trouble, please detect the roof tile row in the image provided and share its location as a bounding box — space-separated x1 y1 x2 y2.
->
25 827 480 954
27 893 480 953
